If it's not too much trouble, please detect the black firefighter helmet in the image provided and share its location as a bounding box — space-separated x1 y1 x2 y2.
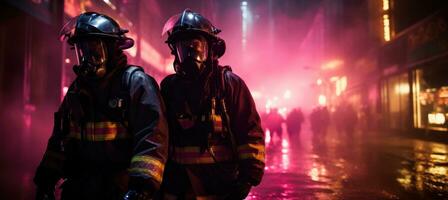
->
60 12 134 48
162 9 226 59
59 12 134 78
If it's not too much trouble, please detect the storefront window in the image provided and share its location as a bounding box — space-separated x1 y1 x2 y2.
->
381 73 410 130
413 64 448 131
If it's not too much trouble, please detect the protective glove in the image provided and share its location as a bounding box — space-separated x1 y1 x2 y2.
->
35 186 55 200
123 189 153 200
224 181 252 200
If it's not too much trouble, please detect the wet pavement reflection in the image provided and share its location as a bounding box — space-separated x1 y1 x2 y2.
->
1 124 448 199
247 124 448 200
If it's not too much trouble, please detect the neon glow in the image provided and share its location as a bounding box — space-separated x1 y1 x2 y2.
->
63 86 69 97
335 76 347 96
383 0 390 11
318 94 327 106
265 130 271 145
395 83 410 94
141 39 164 72
383 14 391 42
283 90 291 99
241 1 251 50
428 113 446 125
322 60 344 70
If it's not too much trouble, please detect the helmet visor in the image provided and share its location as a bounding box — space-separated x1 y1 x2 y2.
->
175 36 208 63
74 38 107 67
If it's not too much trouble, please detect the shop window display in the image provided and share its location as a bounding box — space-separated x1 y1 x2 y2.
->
413 64 448 131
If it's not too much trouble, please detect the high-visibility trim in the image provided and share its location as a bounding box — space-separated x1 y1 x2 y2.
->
129 155 164 183
69 121 129 141
237 143 265 163
171 145 233 164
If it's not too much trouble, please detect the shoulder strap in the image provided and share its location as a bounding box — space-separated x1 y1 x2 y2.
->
219 65 232 99
122 65 144 92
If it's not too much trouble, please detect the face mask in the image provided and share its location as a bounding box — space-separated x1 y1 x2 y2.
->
175 36 208 76
74 38 107 78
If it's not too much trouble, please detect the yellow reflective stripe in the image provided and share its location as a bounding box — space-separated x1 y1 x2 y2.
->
68 132 129 141
128 168 163 183
131 156 165 170
68 121 129 141
237 143 265 163
237 143 265 152
130 156 164 183
70 121 127 128
84 121 128 128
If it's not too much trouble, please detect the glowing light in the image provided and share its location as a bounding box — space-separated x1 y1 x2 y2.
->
241 0 251 50
265 99 273 111
383 0 390 11
63 86 69 97
428 113 446 125
395 83 410 94
283 90 291 99
318 95 327 106
65 58 71 64
281 139 289 148
141 39 164 72
322 60 344 70
383 14 391 42
187 13 194 20
265 130 271 145
310 167 319 181
281 138 290 170
164 57 175 73
335 76 347 96
330 76 339 82
103 0 117 10
125 33 137 57
251 90 262 99
278 107 288 118
281 153 289 170
317 79 322 85
428 166 447 176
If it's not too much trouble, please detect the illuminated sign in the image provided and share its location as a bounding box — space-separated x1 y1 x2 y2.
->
428 113 446 125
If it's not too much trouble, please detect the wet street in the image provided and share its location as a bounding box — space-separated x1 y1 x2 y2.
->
1 123 448 199
248 124 448 200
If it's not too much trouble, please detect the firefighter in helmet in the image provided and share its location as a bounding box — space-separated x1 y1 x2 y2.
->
34 12 168 200
160 9 265 200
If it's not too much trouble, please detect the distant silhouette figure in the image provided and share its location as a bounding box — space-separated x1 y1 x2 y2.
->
286 108 305 141
265 108 284 147
310 106 330 144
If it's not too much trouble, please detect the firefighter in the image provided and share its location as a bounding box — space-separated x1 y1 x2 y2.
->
33 12 168 200
160 9 265 200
